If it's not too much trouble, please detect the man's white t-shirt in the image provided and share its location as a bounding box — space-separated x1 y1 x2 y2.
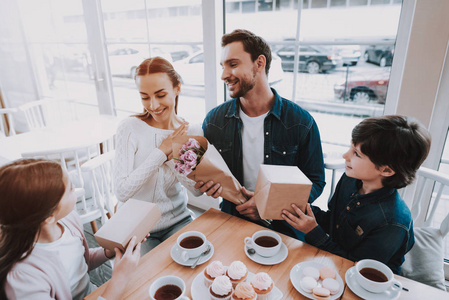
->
239 108 268 191
35 223 91 300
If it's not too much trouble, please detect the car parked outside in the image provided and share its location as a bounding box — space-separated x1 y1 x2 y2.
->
108 46 172 78
364 45 394 67
331 45 361 66
333 71 390 104
173 51 284 86
276 45 342 74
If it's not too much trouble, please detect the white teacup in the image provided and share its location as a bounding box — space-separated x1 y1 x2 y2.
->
176 231 208 262
148 275 189 300
244 230 281 257
355 259 402 293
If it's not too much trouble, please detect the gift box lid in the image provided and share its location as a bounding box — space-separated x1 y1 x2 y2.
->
261 164 312 185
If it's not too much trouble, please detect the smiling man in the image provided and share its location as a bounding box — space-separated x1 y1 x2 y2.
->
196 29 325 239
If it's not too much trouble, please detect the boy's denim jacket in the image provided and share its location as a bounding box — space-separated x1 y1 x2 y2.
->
306 174 415 274
202 88 326 220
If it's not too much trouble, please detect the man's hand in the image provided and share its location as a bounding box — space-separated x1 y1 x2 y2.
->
194 180 222 198
282 204 318 234
236 187 260 220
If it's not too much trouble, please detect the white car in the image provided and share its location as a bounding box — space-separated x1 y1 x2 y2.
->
173 51 284 86
108 46 172 78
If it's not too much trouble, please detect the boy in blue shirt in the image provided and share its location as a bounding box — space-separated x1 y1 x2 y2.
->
282 115 431 274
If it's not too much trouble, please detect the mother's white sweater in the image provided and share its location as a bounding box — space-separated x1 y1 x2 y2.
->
113 117 203 233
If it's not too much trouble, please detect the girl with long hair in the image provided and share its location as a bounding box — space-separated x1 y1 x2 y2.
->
113 56 204 254
0 159 141 300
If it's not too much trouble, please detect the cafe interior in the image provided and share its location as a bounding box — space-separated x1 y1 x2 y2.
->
1 0 449 299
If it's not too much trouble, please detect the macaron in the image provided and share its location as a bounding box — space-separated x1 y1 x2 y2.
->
319 266 336 280
302 266 320 281
312 286 331 300
322 278 340 295
299 276 317 293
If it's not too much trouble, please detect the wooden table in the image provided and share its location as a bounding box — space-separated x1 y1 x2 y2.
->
0 115 121 162
86 209 448 299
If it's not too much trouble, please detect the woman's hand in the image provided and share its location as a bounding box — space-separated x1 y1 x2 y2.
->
282 204 318 234
158 122 189 160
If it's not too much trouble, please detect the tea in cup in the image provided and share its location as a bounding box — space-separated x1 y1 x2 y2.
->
355 259 402 293
244 230 281 257
149 275 188 300
176 231 207 262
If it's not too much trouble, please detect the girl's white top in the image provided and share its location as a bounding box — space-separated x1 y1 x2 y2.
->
113 117 203 233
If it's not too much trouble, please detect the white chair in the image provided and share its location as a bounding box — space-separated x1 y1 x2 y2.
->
0 108 17 137
400 166 449 290
81 151 117 219
18 99 79 131
324 158 345 201
22 143 109 233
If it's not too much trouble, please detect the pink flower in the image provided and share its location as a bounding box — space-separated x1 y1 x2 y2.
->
173 138 205 176
185 138 201 150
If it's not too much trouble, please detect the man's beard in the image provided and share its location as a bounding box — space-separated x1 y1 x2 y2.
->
230 67 257 98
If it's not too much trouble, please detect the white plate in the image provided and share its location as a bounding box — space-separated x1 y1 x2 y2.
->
290 261 344 300
345 267 401 300
191 269 283 300
170 242 214 267
244 242 288 265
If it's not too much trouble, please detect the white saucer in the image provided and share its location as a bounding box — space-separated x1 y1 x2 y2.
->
345 267 401 300
170 242 214 267
191 268 283 300
290 261 344 300
244 242 288 265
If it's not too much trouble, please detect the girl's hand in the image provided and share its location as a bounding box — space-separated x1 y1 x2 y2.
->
104 248 115 259
100 236 142 300
158 122 189 160
282 204 318 234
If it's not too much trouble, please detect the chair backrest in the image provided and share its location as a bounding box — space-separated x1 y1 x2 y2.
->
400 166 449 290
21 143 109 227
81 150 117 217
18 99 79 131
409 166 449 236
0 108 17 137
324 158 345 201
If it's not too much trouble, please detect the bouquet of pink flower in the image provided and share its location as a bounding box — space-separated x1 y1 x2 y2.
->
172 136 246 205
173 138 206 176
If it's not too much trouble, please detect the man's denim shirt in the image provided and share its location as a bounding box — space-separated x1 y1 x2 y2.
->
202 88 326 235
306 174 415 274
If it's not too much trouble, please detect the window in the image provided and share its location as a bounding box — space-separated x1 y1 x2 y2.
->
225 0 401 205
100 0 205 122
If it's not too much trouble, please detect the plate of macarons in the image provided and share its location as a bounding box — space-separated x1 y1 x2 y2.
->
290 261 343 300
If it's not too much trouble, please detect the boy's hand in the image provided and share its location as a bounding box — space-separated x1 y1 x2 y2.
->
282 204 318 234
236 187 260 221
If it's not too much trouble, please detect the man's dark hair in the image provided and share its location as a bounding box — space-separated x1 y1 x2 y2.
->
221 29 272 76
352 115 431 189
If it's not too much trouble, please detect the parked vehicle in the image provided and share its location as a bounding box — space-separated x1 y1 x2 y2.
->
364 45 394 67
276 45 342 74
173 51 284 86
332 45 361 66
333 71 390 104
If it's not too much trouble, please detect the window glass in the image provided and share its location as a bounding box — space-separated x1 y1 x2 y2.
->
225 0 401 206
9 0 99 126
101 0 205 123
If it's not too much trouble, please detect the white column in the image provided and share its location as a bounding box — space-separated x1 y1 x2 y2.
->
82 0 116 116
202 0 225 113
